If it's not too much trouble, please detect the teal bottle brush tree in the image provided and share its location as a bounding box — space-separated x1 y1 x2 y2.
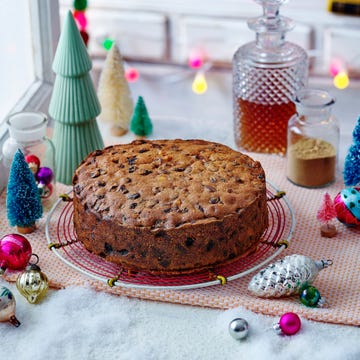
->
343 116 360 186
130 96 153 137
6 149 43 234
49 11 104 185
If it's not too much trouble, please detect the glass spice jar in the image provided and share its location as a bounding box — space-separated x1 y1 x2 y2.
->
2 112 56 208
286 89 339 188
233 0 308 155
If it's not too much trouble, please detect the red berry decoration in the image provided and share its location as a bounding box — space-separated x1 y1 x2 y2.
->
25 154 40 174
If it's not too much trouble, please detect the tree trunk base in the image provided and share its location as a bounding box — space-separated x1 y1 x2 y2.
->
17 224 36 234
110 125 128 137
320 223 337 238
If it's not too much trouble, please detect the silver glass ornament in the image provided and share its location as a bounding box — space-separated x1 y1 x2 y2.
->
248 254 332 298
0 286 21 327
228 318 249 340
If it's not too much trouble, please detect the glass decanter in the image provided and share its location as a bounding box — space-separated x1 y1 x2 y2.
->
233 0 309 155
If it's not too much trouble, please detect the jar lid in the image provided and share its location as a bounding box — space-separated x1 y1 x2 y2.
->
295 89 335 109
7 112 48 142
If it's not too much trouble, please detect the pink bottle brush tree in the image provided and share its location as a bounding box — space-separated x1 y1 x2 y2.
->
317 192 337 238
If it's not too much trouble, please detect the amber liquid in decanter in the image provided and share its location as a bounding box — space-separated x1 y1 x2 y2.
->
236 99 296 154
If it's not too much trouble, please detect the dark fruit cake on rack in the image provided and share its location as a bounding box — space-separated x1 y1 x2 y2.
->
72 139 268 274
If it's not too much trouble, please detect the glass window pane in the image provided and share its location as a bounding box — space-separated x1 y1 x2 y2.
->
0 0 35 120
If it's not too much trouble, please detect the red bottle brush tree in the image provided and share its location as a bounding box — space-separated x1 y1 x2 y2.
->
317 192 337 238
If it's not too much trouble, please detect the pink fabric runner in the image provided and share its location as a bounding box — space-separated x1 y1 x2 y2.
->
1 153 359 326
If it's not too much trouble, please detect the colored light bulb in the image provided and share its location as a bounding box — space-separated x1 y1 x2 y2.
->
103 38 115 51
188 49 205 69
73 10 87 30
125 67 140 82
80 30 89 47
192 72 207 95
329 58 343 77
333 71 349 89
73 0 87 11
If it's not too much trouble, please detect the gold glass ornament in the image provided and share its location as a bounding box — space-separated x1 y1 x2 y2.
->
16 256 48 304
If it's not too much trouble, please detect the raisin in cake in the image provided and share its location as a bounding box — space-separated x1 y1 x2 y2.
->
72 139 268 274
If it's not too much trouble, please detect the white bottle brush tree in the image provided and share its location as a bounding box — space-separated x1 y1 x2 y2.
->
97 43 134 136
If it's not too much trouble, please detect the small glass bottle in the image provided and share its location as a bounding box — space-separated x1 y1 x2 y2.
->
287 89 339 188
2 112 56 208
233 0 308 155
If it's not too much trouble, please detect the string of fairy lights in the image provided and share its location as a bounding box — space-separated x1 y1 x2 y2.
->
102 37 211 94
72 0 352 93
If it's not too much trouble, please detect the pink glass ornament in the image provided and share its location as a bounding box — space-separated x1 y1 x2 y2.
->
0 234 32 274
334 188 360 227
274 312 301 335
0 286 21 327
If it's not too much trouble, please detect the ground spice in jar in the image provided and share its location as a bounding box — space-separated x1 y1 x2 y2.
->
287 137 336 187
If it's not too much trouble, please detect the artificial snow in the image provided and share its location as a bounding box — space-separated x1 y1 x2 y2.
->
1 283 359 360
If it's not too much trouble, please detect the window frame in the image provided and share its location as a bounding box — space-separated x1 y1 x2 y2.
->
0 0 60 191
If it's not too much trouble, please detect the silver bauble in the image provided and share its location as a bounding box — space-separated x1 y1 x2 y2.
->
228 318 249 340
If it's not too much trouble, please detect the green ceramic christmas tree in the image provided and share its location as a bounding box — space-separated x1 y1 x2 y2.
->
6 149 43 234
130 96 153 137
49 11 104 185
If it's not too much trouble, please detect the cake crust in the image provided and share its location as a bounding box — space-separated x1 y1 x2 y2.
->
73 139 268 274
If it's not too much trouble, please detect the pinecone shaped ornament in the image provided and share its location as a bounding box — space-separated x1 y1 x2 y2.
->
248 254 332 298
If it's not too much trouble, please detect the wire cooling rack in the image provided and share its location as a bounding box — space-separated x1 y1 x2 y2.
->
45 180 295 290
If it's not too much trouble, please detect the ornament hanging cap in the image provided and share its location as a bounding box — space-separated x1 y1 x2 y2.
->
26 253 41 272
314 259 333 270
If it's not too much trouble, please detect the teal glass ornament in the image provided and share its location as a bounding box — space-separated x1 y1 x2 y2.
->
300 285 324 307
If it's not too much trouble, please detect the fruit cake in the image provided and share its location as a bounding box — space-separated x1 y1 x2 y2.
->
72 139 268 274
